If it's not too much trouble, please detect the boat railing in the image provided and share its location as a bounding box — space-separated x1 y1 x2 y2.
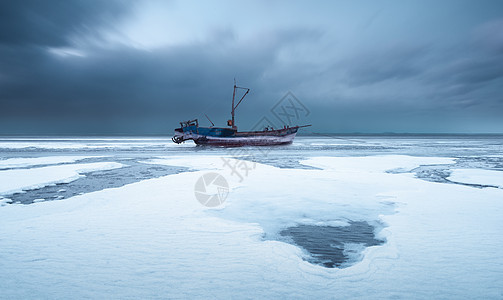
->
180 119 198 128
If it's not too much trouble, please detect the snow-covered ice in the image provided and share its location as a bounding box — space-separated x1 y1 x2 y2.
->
0 156 96 169
0 137 189 150
0 162 124 195
1 151 502 299
448 168 503 188
0 136 502 299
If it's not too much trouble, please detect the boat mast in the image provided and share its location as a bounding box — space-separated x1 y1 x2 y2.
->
231 80 236 129
230 79 250 130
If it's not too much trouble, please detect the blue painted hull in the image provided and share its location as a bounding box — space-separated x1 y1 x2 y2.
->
173 125 299 146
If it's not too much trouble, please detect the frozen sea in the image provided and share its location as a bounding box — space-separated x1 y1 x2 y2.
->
0 135 502 299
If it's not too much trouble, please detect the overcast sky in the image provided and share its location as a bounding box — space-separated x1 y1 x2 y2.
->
1 0 502 135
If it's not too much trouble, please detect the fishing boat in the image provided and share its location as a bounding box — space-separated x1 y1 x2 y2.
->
172 83 310 146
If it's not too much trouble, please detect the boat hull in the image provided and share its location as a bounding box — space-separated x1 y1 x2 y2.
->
173 128 298 146
193 132 297 146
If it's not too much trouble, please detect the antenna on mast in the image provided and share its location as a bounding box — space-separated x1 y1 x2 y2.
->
204 114 215 127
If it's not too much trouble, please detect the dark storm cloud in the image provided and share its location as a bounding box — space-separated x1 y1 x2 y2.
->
0 0 503 135
418 37 503 111
319 22 503 115
0 0 136 134
0 0 131 47
0 19 316 134
340 44 430 86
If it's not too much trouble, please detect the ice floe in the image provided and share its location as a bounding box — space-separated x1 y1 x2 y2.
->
0 162 125 195
0 137 189 150
448 168 503 188
0 156 96 169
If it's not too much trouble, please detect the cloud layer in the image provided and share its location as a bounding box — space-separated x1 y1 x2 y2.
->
1 0 502 134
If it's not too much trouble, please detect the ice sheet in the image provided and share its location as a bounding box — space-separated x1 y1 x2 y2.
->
0 155 502 299
0 162 124 195
0 137 190 150
0 156 95 169
301 155 456 172
140 155 232 171
448 168 503 188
